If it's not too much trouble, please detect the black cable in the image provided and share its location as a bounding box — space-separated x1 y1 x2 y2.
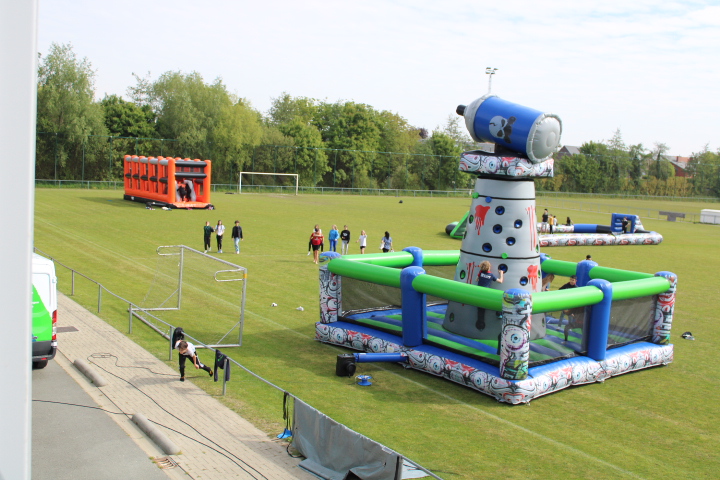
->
32 399 125 415
88 353 176 376
87 353 268 480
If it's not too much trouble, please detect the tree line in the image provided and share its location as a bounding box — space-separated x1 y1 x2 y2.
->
36 43 720 196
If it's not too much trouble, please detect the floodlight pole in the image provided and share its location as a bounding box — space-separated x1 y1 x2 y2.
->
485 67 498 94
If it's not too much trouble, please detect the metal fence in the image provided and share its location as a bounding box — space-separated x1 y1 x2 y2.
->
536 194 704 223
35 246 441 479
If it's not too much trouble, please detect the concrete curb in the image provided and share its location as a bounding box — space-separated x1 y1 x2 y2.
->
73 359 108 387
132 412 181 455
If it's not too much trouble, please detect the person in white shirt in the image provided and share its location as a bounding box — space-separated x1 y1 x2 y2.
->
176 340 213 381
215 220 225 253
356 230 367 254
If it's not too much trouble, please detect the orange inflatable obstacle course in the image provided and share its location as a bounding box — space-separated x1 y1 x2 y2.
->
123 155 214 209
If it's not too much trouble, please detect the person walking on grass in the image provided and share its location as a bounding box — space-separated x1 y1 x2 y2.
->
215 220 225 253
381 231 393 252
203 221 214 253
176 340 212 382
232 220 243 254
340 225 351 255
329 225 340 252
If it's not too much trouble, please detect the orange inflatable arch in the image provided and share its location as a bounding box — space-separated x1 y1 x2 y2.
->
123 155 214 209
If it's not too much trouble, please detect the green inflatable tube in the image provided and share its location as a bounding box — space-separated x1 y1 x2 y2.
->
412 275 503 310
531 287 604 313
589 266 654 282
612 277 670 300
328 258 402 287
338 252 413 268
540 258 577 277
420 250 461 266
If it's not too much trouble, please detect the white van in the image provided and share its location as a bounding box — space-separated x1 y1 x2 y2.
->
31 253 58 369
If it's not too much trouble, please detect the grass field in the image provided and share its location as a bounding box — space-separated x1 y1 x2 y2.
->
34 188 720 480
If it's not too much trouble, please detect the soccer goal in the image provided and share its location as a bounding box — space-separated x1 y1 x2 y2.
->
238 172 299 195
130 245 248 349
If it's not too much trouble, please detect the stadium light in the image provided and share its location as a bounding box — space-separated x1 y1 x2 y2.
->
485 67 498 94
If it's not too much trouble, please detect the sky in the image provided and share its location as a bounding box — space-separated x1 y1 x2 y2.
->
37 0 720 157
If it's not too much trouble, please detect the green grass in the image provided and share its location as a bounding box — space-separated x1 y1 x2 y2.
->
34 189 720 480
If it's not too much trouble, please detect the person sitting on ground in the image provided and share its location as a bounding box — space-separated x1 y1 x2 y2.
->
176 340 213 382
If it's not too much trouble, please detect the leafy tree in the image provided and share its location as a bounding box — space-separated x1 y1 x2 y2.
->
649 143 674 181
628 143 648 187
267 92 318 126
101 94 156 139
36 43 108 179
687 145 720 196
427 132 462 190
314 101 382 188
212 98 264 180
130 71 263 182
278 119 329 186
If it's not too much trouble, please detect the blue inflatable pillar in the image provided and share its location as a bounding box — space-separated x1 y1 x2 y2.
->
576 259 598 287
499 289 532 380
653 271 678 345
586 279 612 361
400 266 427 347
402 246 424 267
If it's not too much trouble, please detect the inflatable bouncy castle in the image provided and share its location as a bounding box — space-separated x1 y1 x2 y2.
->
317 94 677 404
123 155 214 209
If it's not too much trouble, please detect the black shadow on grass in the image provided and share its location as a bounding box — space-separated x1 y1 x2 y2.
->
81 196 140 208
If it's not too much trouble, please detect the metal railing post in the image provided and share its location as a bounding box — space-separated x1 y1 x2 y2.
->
97 285 102 313
169 327 174 361
128 304 133 333
177 247 184 309
71 270 75 295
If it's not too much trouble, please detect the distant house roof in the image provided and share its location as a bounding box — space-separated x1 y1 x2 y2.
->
556 145 581 157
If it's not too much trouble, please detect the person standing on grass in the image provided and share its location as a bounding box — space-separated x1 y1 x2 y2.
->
340 225 351 255
203 221 215 253
232 220 243 254
308 224 321 255
381 231 393 252
215 220 225 253
329 225 340 252
176 340 213 382
310 227 324 264
357 230 367 254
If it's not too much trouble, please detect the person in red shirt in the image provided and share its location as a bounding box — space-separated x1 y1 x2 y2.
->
309 227 324 264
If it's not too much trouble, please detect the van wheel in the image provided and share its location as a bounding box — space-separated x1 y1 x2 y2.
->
33 360 48 369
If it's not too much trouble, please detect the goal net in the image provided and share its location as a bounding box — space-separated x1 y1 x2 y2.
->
133 245 247 348
238 172 299 195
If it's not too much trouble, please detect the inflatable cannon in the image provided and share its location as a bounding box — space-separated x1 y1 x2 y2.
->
443 96 561 342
